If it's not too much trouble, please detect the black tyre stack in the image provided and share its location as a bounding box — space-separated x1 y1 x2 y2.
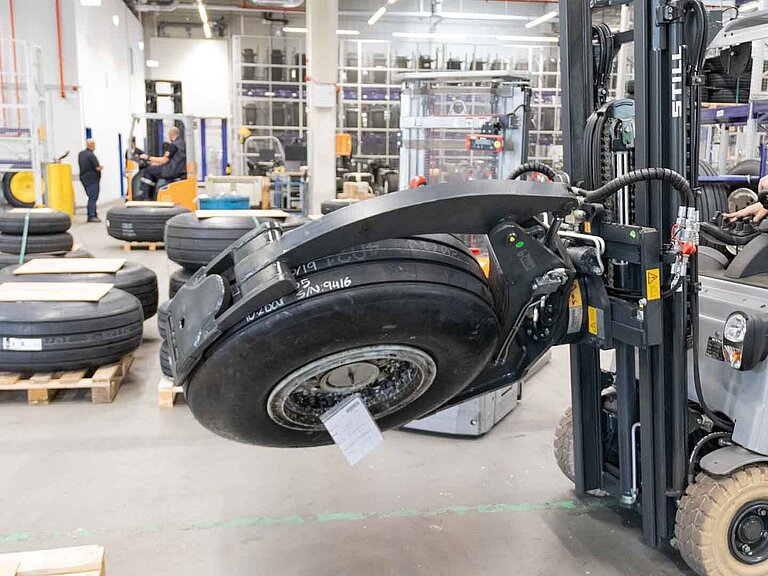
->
0 288 144 372
158 212 311 378
0 261 159 319
105 204 190 242
0 209 81 269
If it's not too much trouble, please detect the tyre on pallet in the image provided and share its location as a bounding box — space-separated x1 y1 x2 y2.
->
169 267 193 298
157 300 170 339
160 340 173 378
0 261 159 319
728 159 762 193
0 209 71 235
0 232 73 255
321 199 355 214
1 171 37 208
165 212 281 270
553 406 575 483
0 288 143 372
183 235 500 447
676 465 768 576
0 248 92 270
105 205 190 242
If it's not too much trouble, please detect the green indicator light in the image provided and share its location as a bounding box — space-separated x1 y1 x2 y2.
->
629 230 637 239
515 241 525 249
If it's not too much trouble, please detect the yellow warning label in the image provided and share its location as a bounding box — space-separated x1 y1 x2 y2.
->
569 281 583 308
584 221 592 233
645 268 661 301
588 306 598 335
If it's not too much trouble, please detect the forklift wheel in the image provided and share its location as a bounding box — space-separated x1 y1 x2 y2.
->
676 466 768 576
553 407 575 483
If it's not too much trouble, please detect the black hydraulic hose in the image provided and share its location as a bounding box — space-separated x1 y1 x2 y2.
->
582 168 695 206
687 432 732 483
508 162 558 182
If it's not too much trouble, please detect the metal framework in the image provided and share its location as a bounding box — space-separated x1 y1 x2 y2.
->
560 0 692 548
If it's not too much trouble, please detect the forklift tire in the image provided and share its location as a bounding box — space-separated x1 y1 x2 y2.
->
676 466 768 576
321 199 355 214
0 261 158 320
165 212 281 270
0 209 71 235
0 288 143 372
105 205 190 242
0 232 73 255
184 235 500 447
169 267 193 298
0 248 91 270
1 171 36 208
553 407 576 483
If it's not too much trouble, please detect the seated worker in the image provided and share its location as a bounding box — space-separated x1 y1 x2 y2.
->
138 126 187 200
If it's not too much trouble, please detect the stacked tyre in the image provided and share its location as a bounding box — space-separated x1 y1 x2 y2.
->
0 287 144 372
0 261 159 319
164 212 310 297
0 209 84 269
105 204 190 242
159 212 311 378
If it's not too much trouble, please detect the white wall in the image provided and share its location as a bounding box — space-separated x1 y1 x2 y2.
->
0 0 144 208
147 37 229 118
74 0 145 205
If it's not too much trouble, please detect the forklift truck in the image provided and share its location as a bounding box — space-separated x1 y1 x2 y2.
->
164 1 768 574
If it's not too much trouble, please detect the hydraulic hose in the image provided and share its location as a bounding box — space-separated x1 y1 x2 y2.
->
508 162 558 182
582 168 695 206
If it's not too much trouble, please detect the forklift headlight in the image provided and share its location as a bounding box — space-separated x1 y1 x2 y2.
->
722 312 768 371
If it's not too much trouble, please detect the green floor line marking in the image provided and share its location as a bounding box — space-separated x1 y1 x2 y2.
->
0 498 601 544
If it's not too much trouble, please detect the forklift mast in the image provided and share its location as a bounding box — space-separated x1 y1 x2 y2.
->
560 0 697 549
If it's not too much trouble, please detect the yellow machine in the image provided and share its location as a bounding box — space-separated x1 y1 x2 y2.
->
125 113 198 211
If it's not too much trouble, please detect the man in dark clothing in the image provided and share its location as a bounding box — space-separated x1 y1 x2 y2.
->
78 139 102 222
138 126 187 200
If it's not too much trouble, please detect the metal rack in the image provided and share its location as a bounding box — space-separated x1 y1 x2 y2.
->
0 39 48 204
231 35 561 176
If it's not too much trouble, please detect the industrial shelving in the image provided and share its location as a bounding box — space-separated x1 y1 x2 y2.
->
230 35 562 175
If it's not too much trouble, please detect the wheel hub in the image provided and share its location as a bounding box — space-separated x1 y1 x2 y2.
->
267 345 437 431
730 501 768 564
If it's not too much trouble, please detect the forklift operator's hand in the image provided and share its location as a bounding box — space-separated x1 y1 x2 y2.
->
725 201 768 224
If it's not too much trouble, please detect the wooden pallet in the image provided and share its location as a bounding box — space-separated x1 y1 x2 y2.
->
0 355 133 405
158 375 184 408
122 240 163 252
0 545 105 575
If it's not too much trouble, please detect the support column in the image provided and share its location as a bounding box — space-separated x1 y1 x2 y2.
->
306 0 338 215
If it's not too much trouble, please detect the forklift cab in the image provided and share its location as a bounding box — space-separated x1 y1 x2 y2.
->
125 113 197 211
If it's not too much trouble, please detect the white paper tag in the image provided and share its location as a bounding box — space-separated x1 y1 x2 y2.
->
2 337 42 351
321 394 384 466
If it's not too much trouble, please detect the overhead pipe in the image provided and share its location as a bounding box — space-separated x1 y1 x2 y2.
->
55 0 66 99
9 0 21 127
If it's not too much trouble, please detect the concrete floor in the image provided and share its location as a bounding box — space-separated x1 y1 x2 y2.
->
0 211 696 576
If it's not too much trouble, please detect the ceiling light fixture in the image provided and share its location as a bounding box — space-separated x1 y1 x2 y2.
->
437 12 528 21
525 11 558 29
79 0 101 6
197 2 208 24
497 35 559 43
368 6 387 26
336 29 361 35
203 21 212 39
146 59 160 68
112 14 120 26
138 41 145 51
283 26 308 33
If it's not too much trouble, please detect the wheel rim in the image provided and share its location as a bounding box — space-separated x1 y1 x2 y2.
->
9 171 38 204
267 345 437 431
729 499 768 564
